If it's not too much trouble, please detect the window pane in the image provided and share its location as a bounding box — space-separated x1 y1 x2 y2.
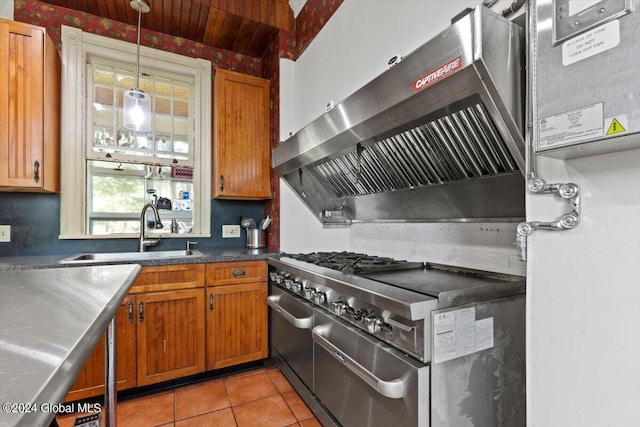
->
91 175 144 212
93 105 114 126
174 100 188 118
94 86 114 106
155 96 172 115
155 135 173 152
155 115 172 134
174 139 189 154
116 73 134 90
174 117 189 137
155 80 172 97
91 220 140 235
90 64 193 165
174 86 189 100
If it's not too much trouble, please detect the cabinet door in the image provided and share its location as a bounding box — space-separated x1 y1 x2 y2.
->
137 288 205 386
206 282 268 370
213 68 271 199
65 295 137 402
0 19 59 192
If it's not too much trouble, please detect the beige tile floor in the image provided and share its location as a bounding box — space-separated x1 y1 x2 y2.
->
57 367 322 427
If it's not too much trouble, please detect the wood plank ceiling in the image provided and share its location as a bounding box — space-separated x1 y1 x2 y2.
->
39 0 295 58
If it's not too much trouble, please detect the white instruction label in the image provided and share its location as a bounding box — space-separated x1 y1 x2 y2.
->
433 307 495 364
475 317 494 352
562 20 620 66
538 102 603 150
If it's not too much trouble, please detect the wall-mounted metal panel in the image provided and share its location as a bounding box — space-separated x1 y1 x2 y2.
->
533 0 640 159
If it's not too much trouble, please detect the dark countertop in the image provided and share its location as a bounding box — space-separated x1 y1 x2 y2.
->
0 247 282 271
0 264 141 427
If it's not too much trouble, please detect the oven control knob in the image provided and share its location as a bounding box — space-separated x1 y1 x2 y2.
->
332 301 348 316
278 273 290 285
313 292 326 305
364 315 383 334
291 280 302 293
304 287 315 300
284 278 294 290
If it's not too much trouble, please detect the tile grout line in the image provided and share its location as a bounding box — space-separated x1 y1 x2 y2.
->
222 372 240 427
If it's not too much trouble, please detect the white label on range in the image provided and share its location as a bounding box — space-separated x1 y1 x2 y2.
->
538 102 604 150
562 20 620 66
433 307 495 364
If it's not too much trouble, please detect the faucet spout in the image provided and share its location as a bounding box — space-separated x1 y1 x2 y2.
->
139 203 163 252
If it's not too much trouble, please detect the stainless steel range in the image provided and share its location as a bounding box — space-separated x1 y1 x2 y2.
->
267 253 526 427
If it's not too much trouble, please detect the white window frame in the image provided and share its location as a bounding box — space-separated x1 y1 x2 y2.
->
60 25 211 239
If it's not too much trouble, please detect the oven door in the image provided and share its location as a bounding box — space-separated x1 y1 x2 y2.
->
313 310 430 427
268 285 314 389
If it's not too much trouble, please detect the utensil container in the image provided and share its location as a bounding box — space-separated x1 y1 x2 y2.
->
247 229 266 248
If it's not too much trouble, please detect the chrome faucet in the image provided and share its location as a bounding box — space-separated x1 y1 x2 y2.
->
139 203 163 252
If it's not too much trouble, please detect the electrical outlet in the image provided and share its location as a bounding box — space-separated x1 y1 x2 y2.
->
0 225 10 242
222 225 241 238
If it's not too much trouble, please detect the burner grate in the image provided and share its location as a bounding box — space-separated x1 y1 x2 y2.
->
288 251 423 275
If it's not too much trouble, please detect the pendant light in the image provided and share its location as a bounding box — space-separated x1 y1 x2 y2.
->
123 0 151 132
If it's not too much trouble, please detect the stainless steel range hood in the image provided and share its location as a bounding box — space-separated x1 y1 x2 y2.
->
273 5 526 225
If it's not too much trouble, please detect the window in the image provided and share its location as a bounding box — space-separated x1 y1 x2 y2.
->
60 26 211 238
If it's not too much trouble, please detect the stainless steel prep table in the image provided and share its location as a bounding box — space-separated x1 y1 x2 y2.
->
0 264 141 427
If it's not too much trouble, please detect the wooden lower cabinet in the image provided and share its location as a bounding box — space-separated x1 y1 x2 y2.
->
206 282 268 370
136 288 206 386
66 261 268 400
205 261 268 370
65 296 137 402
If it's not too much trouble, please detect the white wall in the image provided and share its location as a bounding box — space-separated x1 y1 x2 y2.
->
0 0 13 20
527 148 640 427
351 223 525 275
279 58 350 253
280 1 640 425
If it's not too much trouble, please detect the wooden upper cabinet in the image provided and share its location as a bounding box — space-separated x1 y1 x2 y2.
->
213 68 271 200
0 18 60 192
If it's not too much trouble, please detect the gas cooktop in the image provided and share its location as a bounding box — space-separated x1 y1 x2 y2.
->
282 251 525 303
287 251 424 275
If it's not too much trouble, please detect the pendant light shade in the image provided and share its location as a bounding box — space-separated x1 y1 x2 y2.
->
123 0 151 132
123 88 151 131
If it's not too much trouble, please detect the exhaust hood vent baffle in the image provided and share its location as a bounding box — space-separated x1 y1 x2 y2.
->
312 102 519 198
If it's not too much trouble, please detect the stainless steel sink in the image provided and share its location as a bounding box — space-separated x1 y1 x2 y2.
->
58 249 205 264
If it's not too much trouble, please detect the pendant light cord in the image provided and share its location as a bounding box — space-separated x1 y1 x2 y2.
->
135 5 142 92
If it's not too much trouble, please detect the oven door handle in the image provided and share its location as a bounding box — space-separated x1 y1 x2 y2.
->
267 296 313 329
312 325 407 399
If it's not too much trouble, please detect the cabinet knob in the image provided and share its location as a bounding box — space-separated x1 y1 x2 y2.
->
33 161 40 183
232 269 246 277
138 301 145 322
209 293 214 312
220 174 225 191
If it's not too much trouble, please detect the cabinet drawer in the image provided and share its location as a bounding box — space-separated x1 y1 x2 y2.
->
206 260 266 286
130 264 205 293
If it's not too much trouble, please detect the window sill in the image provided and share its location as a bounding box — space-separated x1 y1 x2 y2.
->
58 233 212 240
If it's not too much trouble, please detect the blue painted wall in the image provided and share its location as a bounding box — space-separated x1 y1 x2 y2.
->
0 193 264 256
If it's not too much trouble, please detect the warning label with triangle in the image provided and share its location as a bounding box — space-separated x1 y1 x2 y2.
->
606 118 626 136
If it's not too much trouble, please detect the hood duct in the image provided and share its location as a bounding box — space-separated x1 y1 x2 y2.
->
273 6 526 225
